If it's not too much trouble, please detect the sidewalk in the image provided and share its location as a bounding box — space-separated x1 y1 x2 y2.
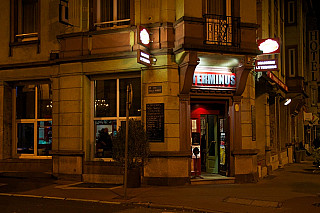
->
1 160 320 213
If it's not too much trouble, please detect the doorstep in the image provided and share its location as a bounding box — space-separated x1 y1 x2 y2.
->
190 173 235 185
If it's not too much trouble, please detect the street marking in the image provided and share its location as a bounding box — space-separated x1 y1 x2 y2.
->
55 182 121 190
0 193 42 199
0 193 123 205
224 197 281 208
42 196 66 200
55 182 83 189
65 198 100 203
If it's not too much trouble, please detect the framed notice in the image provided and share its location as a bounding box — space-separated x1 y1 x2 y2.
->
251 105 256 141
146 103 164 142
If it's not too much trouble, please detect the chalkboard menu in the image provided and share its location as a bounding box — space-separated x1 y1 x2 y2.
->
146 103 164 142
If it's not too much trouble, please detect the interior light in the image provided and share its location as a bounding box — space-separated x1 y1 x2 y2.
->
284 98 291 106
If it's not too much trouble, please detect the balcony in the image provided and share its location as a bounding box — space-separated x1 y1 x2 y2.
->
174 15 257 55
204 14 240 47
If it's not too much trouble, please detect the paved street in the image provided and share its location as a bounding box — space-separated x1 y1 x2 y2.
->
1 160 320 213
0 196 182 213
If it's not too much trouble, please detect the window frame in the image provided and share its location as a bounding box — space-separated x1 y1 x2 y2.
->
90 74 141 161
286 0 296 25
11 0 40 43
13 83 52 159
92 0 133 30
287 47 297 77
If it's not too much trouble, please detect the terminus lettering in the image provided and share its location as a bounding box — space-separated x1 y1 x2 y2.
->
193 73 236 87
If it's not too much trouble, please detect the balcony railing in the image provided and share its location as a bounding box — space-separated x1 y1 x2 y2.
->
204 14 240 47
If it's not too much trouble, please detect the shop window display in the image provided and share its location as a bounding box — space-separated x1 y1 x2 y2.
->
15 83 52 156
93 77 141 158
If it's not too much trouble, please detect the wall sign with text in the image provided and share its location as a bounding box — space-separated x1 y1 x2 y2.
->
255 59 278 72
192 67 236 89
267 71 288 92
137 49 151 66
146 103 164 142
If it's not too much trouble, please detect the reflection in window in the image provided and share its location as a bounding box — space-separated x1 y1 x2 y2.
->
37 121 52 156
16 85 35 119
95 120 117 158
120 78 141 117
15 83 52 156
95 80 117 117
17 123 34 154
38 84 52 119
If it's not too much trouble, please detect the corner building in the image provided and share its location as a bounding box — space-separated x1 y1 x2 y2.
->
0 0 259 185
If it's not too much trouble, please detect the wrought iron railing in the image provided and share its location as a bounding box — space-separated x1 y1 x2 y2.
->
204 14 240 47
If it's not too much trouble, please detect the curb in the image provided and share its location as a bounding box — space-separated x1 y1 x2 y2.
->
0 193 225 213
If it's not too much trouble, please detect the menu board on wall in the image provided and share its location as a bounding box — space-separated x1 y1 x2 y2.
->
146 103 164 142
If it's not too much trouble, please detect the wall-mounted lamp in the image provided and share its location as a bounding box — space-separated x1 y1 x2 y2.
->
284 98 292 106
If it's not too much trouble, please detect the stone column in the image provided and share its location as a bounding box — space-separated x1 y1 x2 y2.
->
0 81 12 160
52 63 89 180
232 68 258 183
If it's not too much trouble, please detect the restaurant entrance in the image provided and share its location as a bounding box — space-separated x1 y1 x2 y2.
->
191 101 229 176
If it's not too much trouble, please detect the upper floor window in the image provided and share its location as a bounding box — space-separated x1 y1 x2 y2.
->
288 48 296 77
287 1 296 24
204 0 226 16
13 0 40 42
94 0 130 29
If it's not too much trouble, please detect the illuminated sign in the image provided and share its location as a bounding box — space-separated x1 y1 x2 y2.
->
138 26 150 48
257 38 280 54
255 59 278 71
267 71 288 92
192 67 236 89
309 31 319 79
137 49 151 66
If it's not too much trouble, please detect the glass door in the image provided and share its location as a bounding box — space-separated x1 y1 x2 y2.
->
201 114 219 174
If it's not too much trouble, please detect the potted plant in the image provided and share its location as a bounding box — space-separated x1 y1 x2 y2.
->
112 118 150 187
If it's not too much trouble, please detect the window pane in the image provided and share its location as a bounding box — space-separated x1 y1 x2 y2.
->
95 120 117 158
117 0 130 20
17 123 34 154
120 78 141 117
37 121 52 156
38 84 52 119
16 85 35 119
206 0 226 16
22 0 38 34
95 80 117 117
101 0 113 22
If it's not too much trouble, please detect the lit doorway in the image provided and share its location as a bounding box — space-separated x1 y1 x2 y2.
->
191 102 228 176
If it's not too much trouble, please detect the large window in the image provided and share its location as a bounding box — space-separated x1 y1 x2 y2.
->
12 0 40 42
15 83 52 157
94 0 131 28
93 77 141 159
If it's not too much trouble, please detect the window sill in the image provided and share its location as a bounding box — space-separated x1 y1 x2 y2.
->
18 155 52 159
10 40 40 47
93 158 114 162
